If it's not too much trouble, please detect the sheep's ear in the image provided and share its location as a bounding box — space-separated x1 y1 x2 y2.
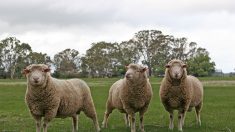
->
165 64 170 68
141 67 148 72
43 68 51 72
125 64 129 70
22 69 30 75
182 64 187 68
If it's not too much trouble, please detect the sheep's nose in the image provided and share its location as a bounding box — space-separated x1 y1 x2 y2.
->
125 73 132 78
33 77 39 82
175 73 179 77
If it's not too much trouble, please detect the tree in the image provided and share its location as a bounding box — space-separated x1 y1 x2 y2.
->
170 37 198 61
28 52 51 65
187 48 215 77
132 30 166 76
83 42 120 77
53 48 80 78
0 37 32 79
118 40 140 65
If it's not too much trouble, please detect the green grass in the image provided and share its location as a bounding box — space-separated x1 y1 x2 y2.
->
0 77 235 132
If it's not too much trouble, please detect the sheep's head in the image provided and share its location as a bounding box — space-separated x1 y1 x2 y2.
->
165 59 187 80
23 64 51 86
125 64 147 81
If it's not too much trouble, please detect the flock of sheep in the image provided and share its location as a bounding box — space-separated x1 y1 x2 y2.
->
23 59 203 132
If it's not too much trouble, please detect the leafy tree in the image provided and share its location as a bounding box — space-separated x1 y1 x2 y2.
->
187 48 215 77
53 48 80 78
118 40 140 65
0 37 32 79
28 52 52 65
83 42 120 77
132 30 166 76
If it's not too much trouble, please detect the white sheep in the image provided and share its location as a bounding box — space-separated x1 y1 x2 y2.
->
159 59 203 131
23 64 100 132
102 64 153 132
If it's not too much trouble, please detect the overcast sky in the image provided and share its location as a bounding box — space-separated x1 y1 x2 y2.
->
0 0 234 73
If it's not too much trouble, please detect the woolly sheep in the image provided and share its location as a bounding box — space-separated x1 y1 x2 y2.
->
102 64 153 132
159 59 203 131
23 64 100 132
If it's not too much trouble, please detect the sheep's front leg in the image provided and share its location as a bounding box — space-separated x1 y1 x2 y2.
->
72 114 78 132
33 115 42 132
124 105 136 132
130 113 136 132
124 113 130 127
139 105 149 132
139 111 145 132
169 111 174 130
178 110 186 131
43 110 57 132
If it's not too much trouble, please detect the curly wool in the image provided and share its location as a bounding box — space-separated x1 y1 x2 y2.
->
24 64 100 132
159 59 203 131
159 66 203 112
102 64 153 132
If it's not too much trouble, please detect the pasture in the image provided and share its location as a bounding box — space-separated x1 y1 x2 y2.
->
0 77 235 132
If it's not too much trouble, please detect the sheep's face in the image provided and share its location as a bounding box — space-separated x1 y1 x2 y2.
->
23 64 50 86
125 64 147 81
166 60 186 80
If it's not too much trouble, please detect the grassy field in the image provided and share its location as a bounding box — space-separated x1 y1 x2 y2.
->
0 77 235 132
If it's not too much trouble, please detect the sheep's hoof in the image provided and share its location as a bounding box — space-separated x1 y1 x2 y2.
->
169 125 174 130
97 127 101 132
178 128 183 131
198 120 201 126
101 122 107 128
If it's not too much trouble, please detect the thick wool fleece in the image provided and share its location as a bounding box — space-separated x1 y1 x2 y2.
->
102 64 152 132
159 68 203 112
159 59 203 131
25 64 100 132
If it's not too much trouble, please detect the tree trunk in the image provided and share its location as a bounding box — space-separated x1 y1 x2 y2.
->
147 63 152 77
10 66 16 79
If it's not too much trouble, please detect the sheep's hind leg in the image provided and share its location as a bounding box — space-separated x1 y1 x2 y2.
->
195 102 202 126
102 101 113 128
83 101 100 132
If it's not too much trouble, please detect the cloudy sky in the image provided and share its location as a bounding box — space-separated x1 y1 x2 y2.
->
0 0 234 73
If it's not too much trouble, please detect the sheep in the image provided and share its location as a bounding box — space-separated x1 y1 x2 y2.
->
102 64 153 132
159 59 203 131
23 64 100 132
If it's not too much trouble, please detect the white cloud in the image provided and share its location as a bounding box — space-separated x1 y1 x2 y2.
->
0 0 235 73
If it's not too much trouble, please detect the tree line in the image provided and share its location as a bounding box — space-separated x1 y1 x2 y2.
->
0 30 215 79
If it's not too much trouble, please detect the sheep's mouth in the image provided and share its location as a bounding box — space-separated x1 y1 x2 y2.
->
169 73 182 80
30 81 42 86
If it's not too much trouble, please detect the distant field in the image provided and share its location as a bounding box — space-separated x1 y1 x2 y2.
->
0 77 235 132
